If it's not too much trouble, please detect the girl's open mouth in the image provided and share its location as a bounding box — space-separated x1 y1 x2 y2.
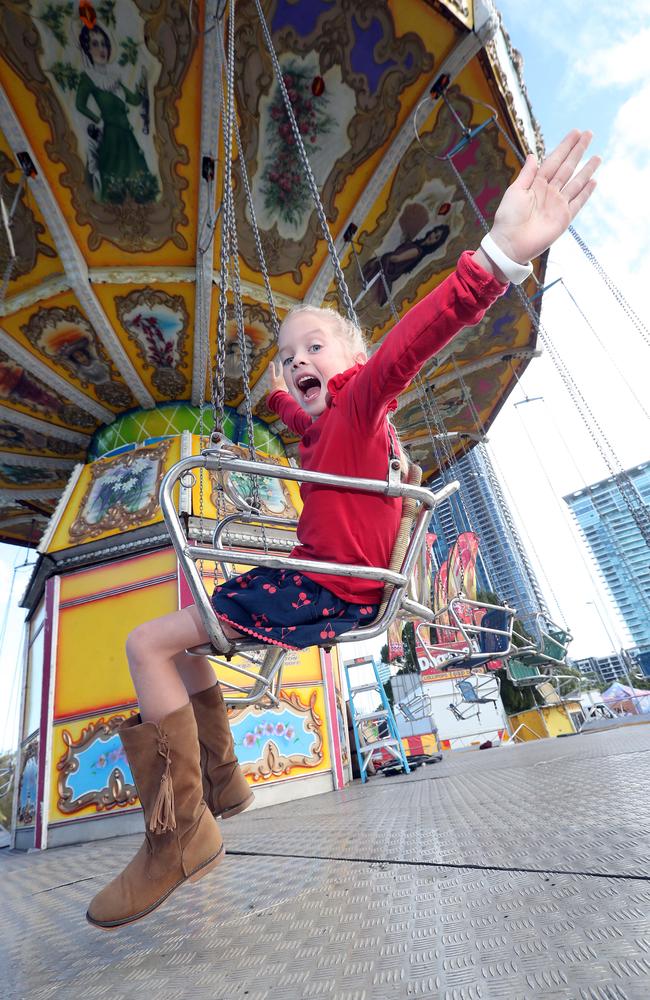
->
296 374 321 402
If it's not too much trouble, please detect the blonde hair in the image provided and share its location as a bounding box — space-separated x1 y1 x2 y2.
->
279 304 368 357
279 304 411 477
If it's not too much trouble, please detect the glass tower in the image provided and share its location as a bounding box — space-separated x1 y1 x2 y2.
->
564 462 650 664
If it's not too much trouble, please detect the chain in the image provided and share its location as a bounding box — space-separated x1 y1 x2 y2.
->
212 1 237 438
567 226 650 350
559 280 650 423
214 21 281 344
488 114 650 351
232 113 281 342
445 154 650 549
252 0 358 325
218 1 267 545
451 355 550 619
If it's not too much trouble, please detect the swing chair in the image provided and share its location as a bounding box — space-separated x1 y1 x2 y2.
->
416 596 515 672
448 669 500 722
510 613 573 672
159 0 460 707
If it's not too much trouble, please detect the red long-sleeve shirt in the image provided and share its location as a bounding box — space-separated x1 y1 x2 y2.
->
268 251 507 604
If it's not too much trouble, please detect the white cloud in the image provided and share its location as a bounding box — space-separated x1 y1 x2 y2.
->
578 82 650 296
574 28 650 88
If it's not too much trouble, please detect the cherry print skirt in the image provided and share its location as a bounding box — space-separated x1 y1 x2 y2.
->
210 566 378 650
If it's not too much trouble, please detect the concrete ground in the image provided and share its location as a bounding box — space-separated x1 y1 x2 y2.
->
2 724 650 999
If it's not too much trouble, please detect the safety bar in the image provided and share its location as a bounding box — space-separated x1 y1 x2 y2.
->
159 449 459 655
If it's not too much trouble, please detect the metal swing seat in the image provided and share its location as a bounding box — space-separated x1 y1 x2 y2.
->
160 448 460 706
448 669 500 722
508 614 573 686
416 596 515 673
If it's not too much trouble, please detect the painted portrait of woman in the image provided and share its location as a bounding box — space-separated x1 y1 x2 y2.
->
76 23 159 205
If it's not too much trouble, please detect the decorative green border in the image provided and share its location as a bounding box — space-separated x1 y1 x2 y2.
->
90 403 286 459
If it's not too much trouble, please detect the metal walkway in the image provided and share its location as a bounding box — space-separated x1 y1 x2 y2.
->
3 725 650 999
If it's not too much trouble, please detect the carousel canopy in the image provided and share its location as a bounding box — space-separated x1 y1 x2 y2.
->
0 0 543 546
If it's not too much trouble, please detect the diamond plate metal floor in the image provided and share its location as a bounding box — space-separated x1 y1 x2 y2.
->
3 725 650 999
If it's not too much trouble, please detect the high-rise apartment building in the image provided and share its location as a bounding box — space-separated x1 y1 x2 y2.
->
572 650 639 686
564 463 650 661
429 443 548 633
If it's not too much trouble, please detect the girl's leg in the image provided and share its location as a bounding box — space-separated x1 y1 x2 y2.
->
173 649 216 697
126 604 242 723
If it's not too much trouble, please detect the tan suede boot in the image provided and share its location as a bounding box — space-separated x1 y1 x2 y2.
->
190 683 254 819
86 702 224 929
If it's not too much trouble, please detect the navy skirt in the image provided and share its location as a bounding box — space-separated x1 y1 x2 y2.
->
211 567 378 650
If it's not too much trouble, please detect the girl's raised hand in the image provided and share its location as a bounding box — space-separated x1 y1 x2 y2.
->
489 130 601 265
266 358 287 395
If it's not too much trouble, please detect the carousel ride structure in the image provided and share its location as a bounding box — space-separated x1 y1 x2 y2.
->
2 0 550 851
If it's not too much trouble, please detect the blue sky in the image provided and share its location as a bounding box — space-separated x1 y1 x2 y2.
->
487 0 650 660
1 1 649 749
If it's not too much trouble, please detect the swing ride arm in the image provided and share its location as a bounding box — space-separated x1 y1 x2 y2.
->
159 450 460 655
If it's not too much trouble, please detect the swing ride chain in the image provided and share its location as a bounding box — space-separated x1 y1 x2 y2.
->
219 0 267 544
252 0 359 327
231 111 281 343
560 280 650 423
567 226 650 349
215 13 280 343
213 4 234 443
488 115 650 350
445 155 650 549
451 356 552 619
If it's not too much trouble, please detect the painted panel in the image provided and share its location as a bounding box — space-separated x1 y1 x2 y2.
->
46 436 180 551
0 348 98 433
54 575 177 720
234 0 452 296
0 130 60 296
60 548 176 603
204 294 284 414
94 282 195 402
0 419 84 460
190 438 302 523
228 686 330 783
16 736 39 828
49 708 139 824
0 0 201 267
1 289 135 411
48 687 331 824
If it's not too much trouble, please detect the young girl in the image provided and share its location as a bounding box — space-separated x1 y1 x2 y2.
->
87 131 599 929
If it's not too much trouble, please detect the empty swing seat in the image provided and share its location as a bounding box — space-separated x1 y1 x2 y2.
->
419 599 515 672
507 658 543 686
456 678 497 705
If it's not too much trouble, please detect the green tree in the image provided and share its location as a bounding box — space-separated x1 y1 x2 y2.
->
379 621 421 706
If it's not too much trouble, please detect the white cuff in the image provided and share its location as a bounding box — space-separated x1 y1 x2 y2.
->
480 232 533 285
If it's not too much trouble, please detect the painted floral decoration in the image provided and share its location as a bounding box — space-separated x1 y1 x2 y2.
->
261 64 333 225
87 456 154 523
241 721 297 749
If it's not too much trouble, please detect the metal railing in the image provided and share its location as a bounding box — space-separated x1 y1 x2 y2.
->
159 447 459 660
